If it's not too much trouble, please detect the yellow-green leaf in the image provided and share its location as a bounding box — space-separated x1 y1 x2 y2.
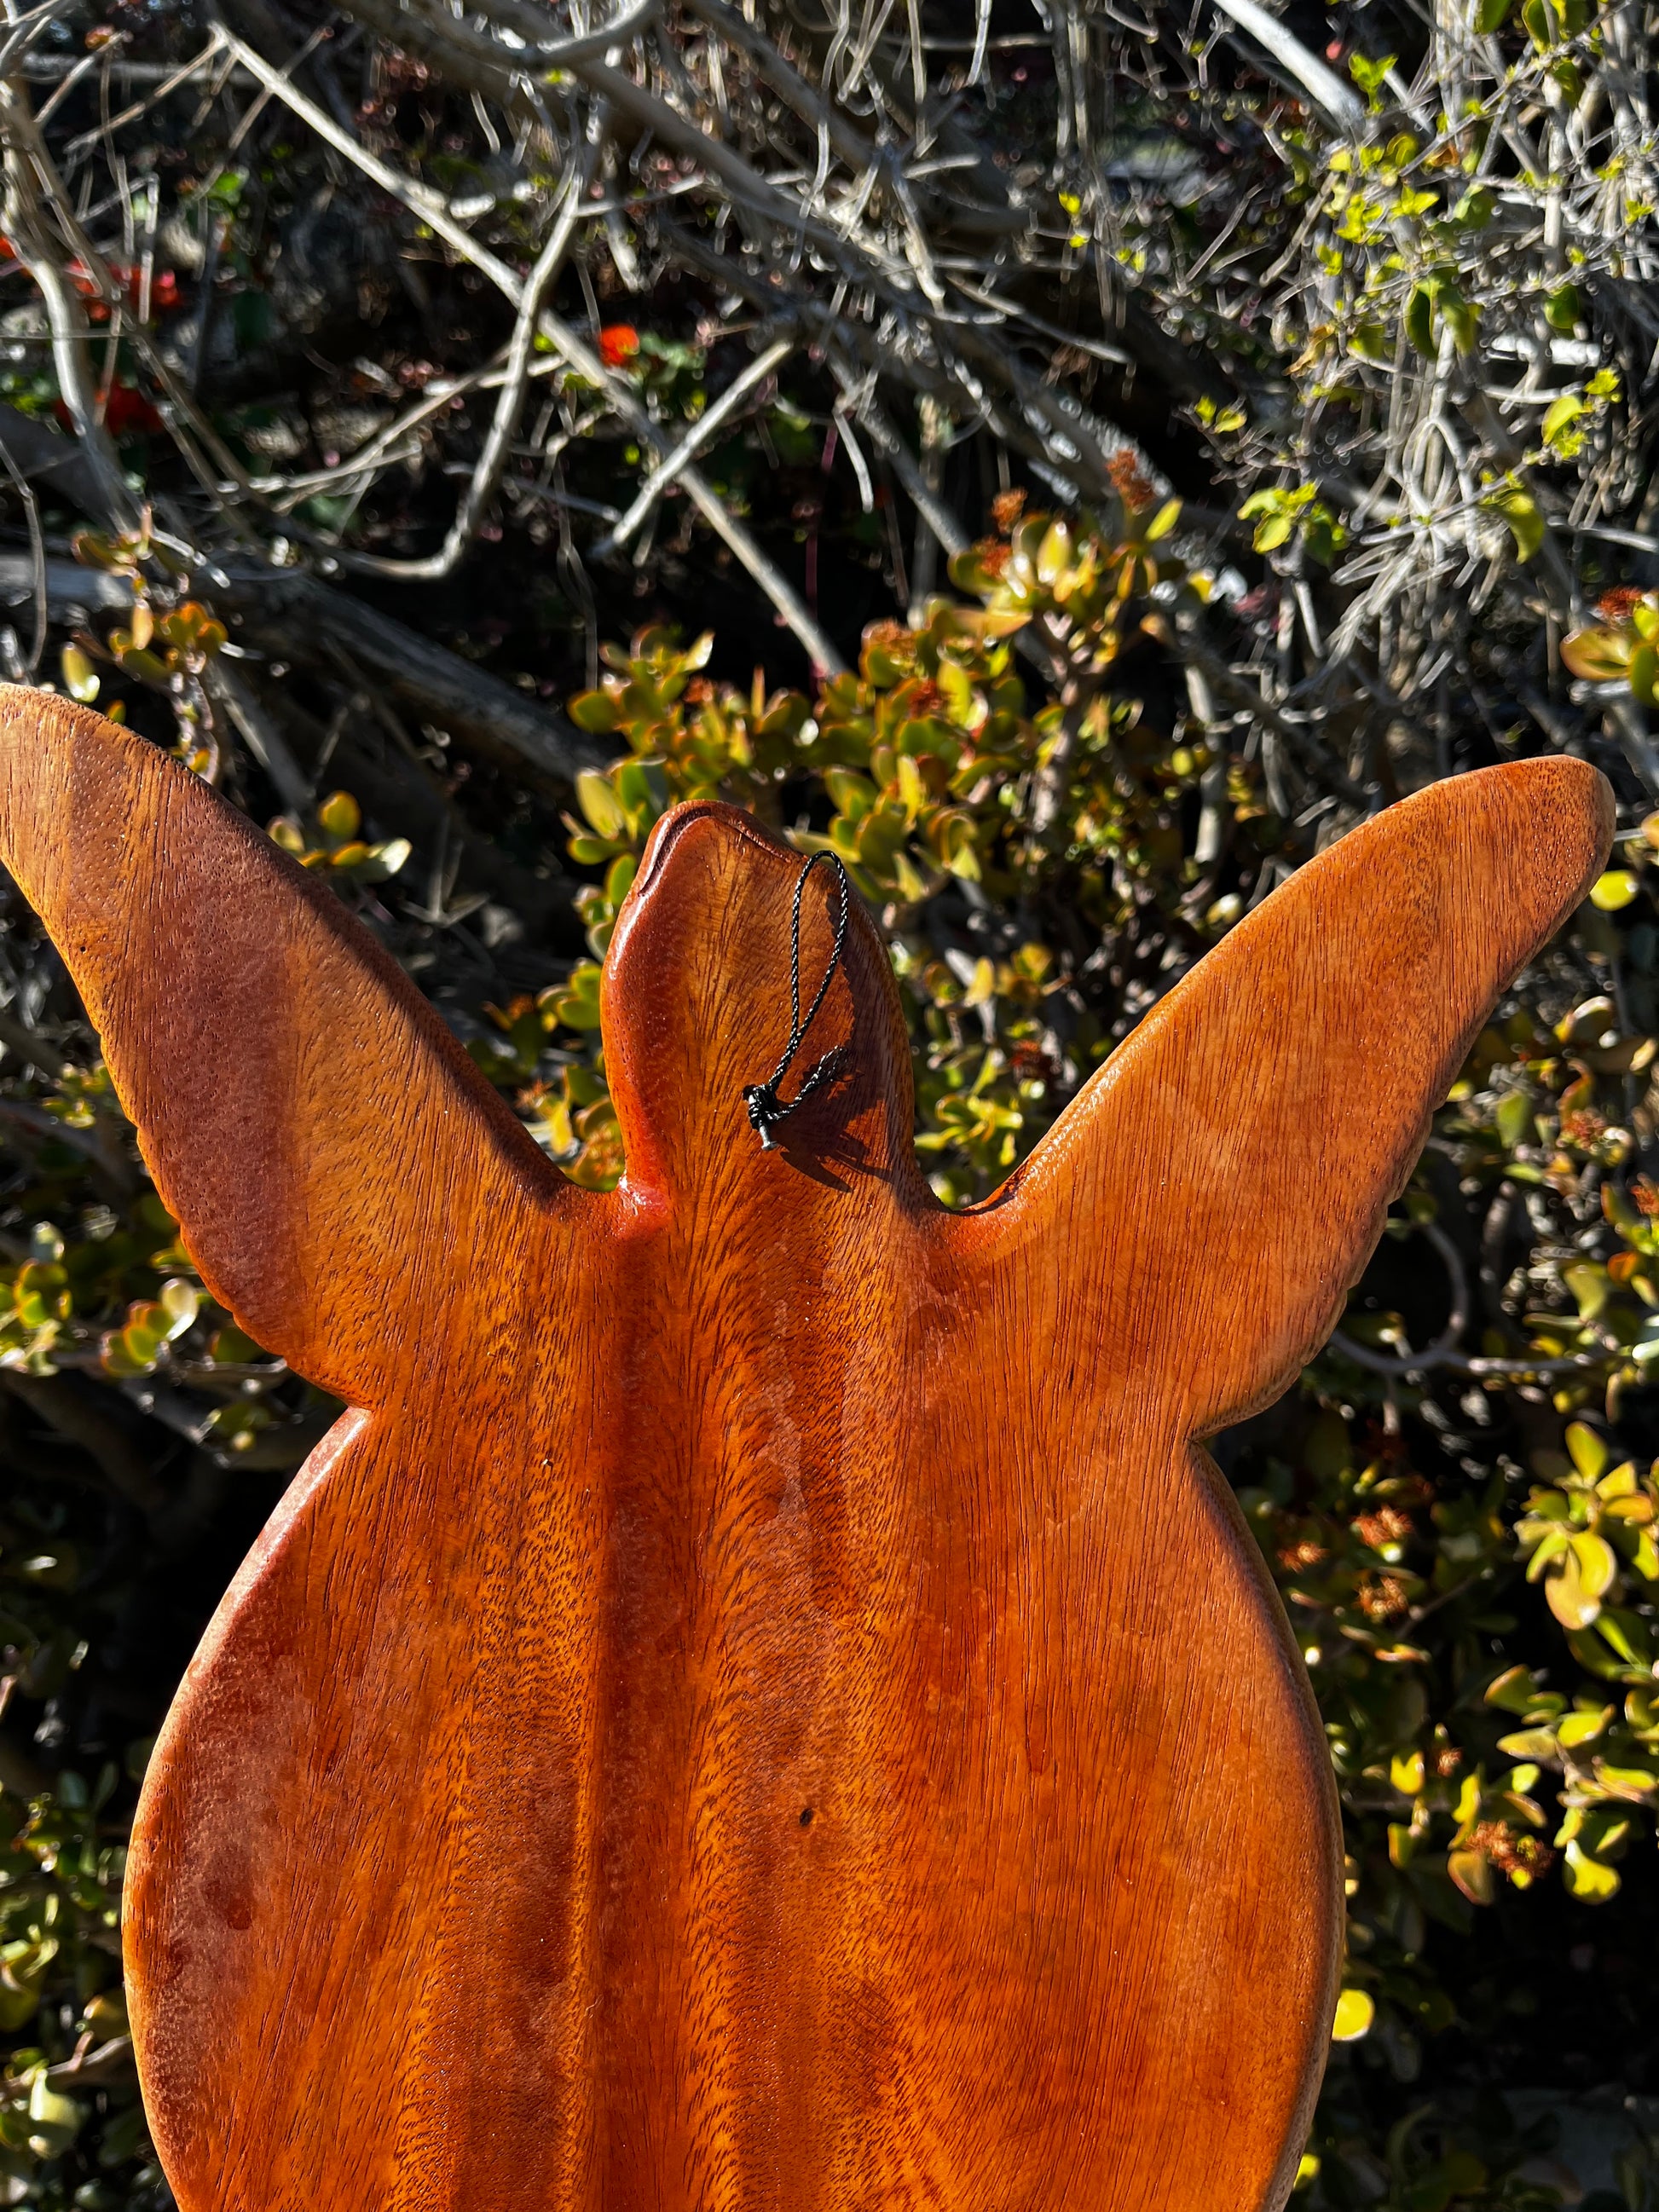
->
1557 1701 1613 1747
316 789 361 844
1496 1727 1559 1759
1332 1987 1374 2041
1449 1847 1495 1904
1566 1421 1610 1480
1563 1839 1621 1900
1036 520 1072 584
1562 627 1634 682
576 770 627 840
1144 499 1182 543
1488 488 1544 563
1595 1764 1658 1793
1572 1531 1619 1598
60 644 99 703
1542 393 1588 448
1390 1749 1425 1795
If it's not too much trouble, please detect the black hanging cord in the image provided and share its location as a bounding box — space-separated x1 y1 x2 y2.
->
742 852 852 1151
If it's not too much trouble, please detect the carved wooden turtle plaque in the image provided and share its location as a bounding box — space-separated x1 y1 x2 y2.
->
0 697 1611 2212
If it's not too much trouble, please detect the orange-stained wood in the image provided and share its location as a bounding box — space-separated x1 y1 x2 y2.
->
0 696 1613 2212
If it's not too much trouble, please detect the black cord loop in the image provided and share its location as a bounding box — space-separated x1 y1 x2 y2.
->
742 852 852 1151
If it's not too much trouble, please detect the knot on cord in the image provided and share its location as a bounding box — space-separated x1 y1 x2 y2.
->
741 851 852 1151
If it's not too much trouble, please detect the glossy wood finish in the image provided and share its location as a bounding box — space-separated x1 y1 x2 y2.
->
0 696 1612 2212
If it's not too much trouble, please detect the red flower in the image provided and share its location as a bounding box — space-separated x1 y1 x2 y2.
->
1107 448 1157 516
55 383 164 437
1598 586 1647 623
104 383 163 436
598 324 640 369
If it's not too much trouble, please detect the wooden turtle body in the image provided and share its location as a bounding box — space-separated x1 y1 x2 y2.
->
0 699 1611 2212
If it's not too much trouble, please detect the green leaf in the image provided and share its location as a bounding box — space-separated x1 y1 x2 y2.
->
209 1323 263 1365
1592 1606 1651 1666
96 2100 149 2168
569 688 619 735
26 2075 82 2157
1495 1089 1536 1148
159 1278 199 1337
568 835 618 866
1452 186 1495 228
1438 286 1480 354
604 852 638 905
614 757 668 823
1405 283 1436 357
1485 1664 1539 1713
1347 50 1396 104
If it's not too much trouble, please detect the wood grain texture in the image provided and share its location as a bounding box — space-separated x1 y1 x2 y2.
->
0 695 1613 2212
